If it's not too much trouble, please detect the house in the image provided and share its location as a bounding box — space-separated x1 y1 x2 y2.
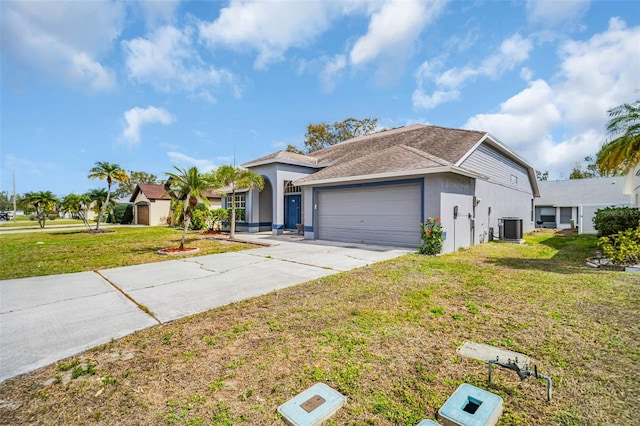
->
534 177 631 234
623 164 640 208
130 184 222 226
236 124 539 252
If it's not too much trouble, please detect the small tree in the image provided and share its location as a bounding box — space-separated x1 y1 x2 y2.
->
164 166 216 250
23 191 58 228
87 162 129 230
213 165 264 239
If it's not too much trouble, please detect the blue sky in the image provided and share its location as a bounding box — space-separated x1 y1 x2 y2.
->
1 0 639 197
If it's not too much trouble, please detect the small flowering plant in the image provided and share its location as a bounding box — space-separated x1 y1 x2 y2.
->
419 217 444 255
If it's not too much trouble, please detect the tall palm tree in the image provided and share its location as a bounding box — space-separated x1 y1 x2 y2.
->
164 166 217 250
23 191 58 228
596 99 640 175
87 162 129 230
213 165 264 239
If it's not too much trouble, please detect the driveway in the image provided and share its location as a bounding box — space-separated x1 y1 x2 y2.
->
0 234 411 382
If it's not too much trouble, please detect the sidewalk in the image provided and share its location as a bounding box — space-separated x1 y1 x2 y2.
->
0 234 411 382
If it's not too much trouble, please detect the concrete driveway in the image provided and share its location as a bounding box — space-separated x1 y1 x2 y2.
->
0 234 411 382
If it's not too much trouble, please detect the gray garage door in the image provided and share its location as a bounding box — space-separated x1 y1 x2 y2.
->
317 183 422 247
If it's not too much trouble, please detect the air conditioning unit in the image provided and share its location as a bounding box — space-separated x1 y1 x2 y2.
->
499 218 523 241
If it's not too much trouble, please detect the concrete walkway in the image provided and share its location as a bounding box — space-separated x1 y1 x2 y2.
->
0 233 412 382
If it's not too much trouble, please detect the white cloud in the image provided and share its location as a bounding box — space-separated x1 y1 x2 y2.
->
413 34 533 109
198 0 338 70
137 0 180 27
349 0 445 66
0 0 124 91
167 152 217 172
319 55 347 92
123 25 237 99
526 0 590 26
463 19 640 177
122 106 175 144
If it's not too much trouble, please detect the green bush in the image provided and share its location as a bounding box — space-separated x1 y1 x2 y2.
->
598 225 640 264
112 204 133 224
419 217 444 255
211 208 229 231
190 209 212 231
593 206 640 237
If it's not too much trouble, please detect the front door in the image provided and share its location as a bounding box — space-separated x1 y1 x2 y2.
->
285 195 301 229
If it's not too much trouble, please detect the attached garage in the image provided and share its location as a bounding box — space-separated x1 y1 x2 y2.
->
316 182 422 247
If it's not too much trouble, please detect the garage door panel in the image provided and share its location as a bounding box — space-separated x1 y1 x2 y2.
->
317 184 421 247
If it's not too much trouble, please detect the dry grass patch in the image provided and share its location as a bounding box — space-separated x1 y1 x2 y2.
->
0 231 638 425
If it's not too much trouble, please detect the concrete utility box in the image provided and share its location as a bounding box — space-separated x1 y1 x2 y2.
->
277 383 346 426
417 420 441 425
438 384 503 426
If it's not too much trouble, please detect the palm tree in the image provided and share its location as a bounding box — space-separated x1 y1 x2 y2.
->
61 193 92 229
23 191 58 228
164 166 217 250
596 99 640 175
87 162 129 230
213 165 264 239
87 188 116 223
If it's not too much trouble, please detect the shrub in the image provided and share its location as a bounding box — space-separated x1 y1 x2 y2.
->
190 209 212 231
211 208 229 231
593 206 640 237
419 217 444 255
598 225 640 264
112 204 133 224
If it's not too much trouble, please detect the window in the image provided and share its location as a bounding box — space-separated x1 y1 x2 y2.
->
560 207 572 224
228 193 246 221
284 180 301 194
510 175 518 185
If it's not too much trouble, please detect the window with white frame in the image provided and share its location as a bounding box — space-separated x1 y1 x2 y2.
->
228 193 246 221
284 180 301 194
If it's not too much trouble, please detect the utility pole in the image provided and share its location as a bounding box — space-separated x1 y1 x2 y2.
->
12 171 17 222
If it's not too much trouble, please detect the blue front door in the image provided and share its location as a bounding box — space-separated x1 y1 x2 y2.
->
285 195 301 229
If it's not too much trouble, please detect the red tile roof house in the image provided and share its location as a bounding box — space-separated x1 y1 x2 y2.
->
130 184 222 226
237 124 540 253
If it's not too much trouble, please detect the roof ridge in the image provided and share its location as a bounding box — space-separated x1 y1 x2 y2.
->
397 144 451 166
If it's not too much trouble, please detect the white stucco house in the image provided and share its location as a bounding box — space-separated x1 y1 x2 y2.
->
534 177 631 234
623 164 640 208
231 124 539 253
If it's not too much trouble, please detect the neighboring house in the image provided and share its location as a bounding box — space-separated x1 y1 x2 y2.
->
239 124 540 252
622 164 640 208
130 184 222 226
534 177 631 234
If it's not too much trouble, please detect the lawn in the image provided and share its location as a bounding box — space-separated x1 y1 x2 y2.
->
0 232 638 425
0 226 255 279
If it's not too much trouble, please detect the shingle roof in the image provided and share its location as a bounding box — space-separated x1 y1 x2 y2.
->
536 177 630 206
241 150 321 168
280 124 486 184
295 144 452 183
130 184 221 202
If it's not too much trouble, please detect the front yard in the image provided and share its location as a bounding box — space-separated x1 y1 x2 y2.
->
0 232 638 425
0 226 254 280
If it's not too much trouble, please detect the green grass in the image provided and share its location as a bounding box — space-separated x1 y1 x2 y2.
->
0 226 254 279
0 231 637 425
0 217 86 228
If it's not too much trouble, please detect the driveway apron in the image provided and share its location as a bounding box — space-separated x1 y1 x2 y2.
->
0 236 411 382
